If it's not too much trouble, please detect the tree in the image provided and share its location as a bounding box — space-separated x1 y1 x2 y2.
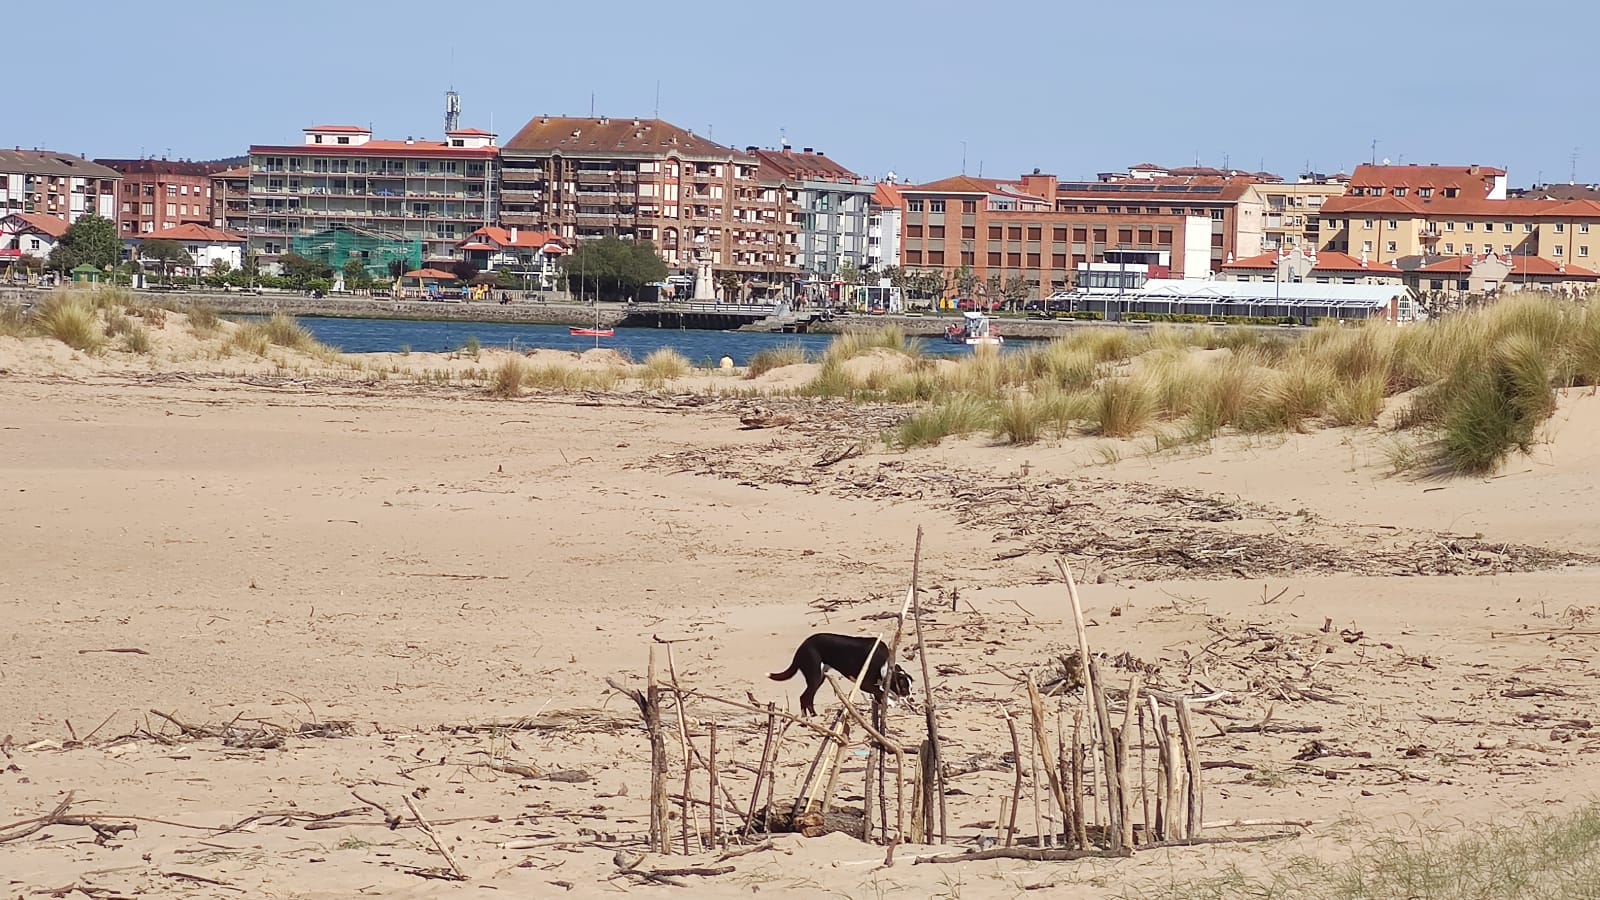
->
559 237 668 301
837 260 862 309
954 264 977 299
387 258 409 280
279 252 334 288
211 258 233 277
716 271 742 302
139 239 194 284
47 214 120 274
342 258 370 291
448 259 481 283
1001 275 1031 310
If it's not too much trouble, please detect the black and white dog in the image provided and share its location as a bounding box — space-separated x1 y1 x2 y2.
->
769 633 914 716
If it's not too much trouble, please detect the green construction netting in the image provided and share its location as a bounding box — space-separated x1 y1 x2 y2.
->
291 226 420 278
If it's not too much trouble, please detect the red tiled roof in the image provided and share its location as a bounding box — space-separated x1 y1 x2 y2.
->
872 181 903 210
748 148 862 183
1322 195 1600 218
216 166 250 179
504 116 737 159
7 212 70 239
1418 255 1600 279
902 175 1020 195
138 223 246 243
462 226 566 250
1224 250 1399 273
446 128 495 137
1347 164 1505 197
403 268 460 280
305 125 370 134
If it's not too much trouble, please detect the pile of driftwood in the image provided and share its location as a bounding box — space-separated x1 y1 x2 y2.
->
639 448 1591 578
606 533 1306 864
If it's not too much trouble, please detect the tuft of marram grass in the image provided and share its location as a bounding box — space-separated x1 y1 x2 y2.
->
1433 331 1556 475
641 348 691 382
262 313 316 350
823 325 922 363
1092 375 1156 437
120 325 154 355
489 356 527 398
185 304 222 336
891 394 993 448
226 323 272 356
992 394 1046 444
34 295 105 353
745 344 807 378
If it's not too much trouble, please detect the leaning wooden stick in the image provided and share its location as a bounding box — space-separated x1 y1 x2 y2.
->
745 703 777 839
1119 674 1142 850
708 721 720 847
665 645 697 853
907 527 947 843
1003 711 1024 848
1176 697 1204 839
404 795 466 881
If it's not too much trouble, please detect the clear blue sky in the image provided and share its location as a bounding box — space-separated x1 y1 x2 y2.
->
18 0 1600 186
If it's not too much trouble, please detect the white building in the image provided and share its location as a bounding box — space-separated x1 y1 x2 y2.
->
457 226 569 290
131 223 248 272
867 180 903 273
0 212 68 264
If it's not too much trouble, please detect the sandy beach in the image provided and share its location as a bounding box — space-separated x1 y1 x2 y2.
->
4 306 1600 898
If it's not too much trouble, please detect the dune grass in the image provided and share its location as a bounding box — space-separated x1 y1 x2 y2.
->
523 361 623 392
184 304 222 337
0 304 26 338
746 344 807 377
120 325 154 355
823 325 922 363
33 294 105 353
891 394 993 448
1140 805 1600 900
489 356 527 398
1091 375 1157 438
641 348 691 382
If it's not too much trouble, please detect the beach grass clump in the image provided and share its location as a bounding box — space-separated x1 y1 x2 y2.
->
225 323 273 356
1024 341 1099 391
883 368 944 403
800 358 860 398
1066 327 1144 363
0 304 26 338
489 356 527 398
523 360 623 392
1328 369 1388 426
33 294 105 353
823 325 921 363
891 394 993 448
184 304 222 337
261 313 318 351
1141 804 1600 900
992 393 1049 444
103 308 134 338
1091 375 1156 437
1432 331 1556 474
461 335 482 359
1236 355 1335 433
641 348 691 382
120 324 154 355
745 344 807 378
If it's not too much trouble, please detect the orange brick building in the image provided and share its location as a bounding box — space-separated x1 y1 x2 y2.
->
895 173 1217 299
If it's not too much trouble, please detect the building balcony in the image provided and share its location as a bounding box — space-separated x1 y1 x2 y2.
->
574 169 636 184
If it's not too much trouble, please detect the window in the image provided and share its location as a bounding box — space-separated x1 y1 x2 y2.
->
313 135 323 144
1504 223 1514 232
141 203 153 215
1554 245 1565 256
1007 226 1022 240
1420 188 1433 198
988 226 1002 240
928 225 945 239
166 203 176 217
1119 228 1134 244
1026 226 1041 241
336 136 350 145
1525 223 1535 233
1582 224 1592 234
960 225 975 239
1464 222 1474 232
1444 242 1454 254
1582 246 1590 258
1387 220 1398 230
166 185 177 197
1210 209 1224 221
1556 223 1566 233
1052 227 1068 242
1395 188 1408 197
1444 188 1460 198
929 200 945 213
907 200 923 212
906 224 923 238
1386 241 1397 253
1458 279 1470 290
962 200 976 213
1464 244 1473 254
1364 219 1374 230
1504 245 1512 255
1362 240 1373 253
987 252 1002 266
1445 221 1455 231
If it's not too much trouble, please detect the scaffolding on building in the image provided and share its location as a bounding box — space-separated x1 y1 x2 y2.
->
291 224 421 278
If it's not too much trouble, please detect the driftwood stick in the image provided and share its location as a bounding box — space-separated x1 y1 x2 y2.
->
745 703 777 839
0 792 75 844
1003 711 1024 848
606 665 668 854
1070 708 1086 849
1176 697 1204 839
1026 676 1070 829
1057 559 1097 745
665 645 697 853
1138 705 1151 847
1030 725 1044 847
708 721 720 847
1119 674 1142 850
796 708 847 816
907 526 947 843
403 795 466 881
1088 658 1123 853
350 790 401 830
914 846 1127 864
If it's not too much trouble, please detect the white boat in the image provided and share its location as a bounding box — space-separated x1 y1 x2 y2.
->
944 311 1004 346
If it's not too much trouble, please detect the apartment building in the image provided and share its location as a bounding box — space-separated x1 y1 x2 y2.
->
211 166 250 234
1059 168 1267 271
0 149 119 228
1319 195 1600 267
867 180 903 272
1253 174 1348 251
748 147 872 278
1343 163 1507 201
96 159 228 238
499 116 799 289
245 125 499 264
897 173 1211 300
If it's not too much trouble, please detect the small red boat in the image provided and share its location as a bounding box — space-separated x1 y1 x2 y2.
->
569 327 614 337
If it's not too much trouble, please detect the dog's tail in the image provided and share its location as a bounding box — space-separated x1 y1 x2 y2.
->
769 653 801 682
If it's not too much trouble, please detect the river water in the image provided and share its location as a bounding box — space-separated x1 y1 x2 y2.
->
246 315 1021 366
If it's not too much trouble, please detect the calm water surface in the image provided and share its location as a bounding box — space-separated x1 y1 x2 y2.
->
241 315 1021 366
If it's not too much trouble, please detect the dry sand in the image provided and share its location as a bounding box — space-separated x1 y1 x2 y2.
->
4 320 1600 898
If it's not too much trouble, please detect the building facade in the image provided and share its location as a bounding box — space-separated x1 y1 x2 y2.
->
457 226 568 290
1318 196 1600 268
0 150 119 228
1057 169 1266 272
499 117 799 293
246 125 499 265
749 147 872 278
211 166 250 235
96 159 228 238
0 213 68 273
1252 175 1348 251
897 173 1210 300
867 181 903 273
1221 247 1403 286
129 223 248 272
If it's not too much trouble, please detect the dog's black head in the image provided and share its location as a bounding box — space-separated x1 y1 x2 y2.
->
887 665 914 698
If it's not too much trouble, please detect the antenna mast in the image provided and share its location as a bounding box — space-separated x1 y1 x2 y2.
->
444 90 461 133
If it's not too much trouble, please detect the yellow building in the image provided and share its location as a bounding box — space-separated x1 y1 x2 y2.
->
1253 177 1348 251
1318 196 1600 268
